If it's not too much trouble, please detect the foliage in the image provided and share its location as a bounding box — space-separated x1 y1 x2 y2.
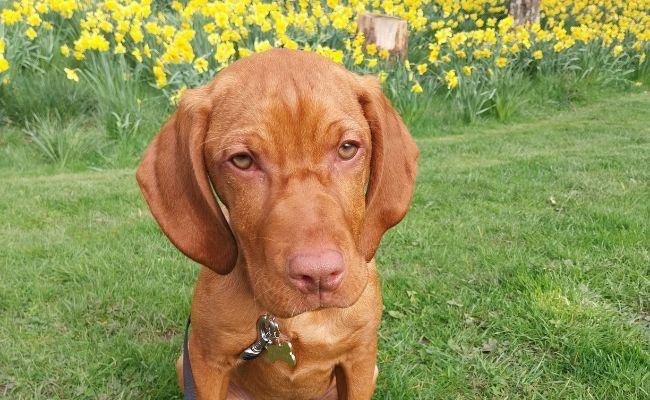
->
22 111 101 166
0 0 648 116
0 0 648 164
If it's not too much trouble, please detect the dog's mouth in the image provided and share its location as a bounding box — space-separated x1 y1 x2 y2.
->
257 270 370 319
286 293 355 318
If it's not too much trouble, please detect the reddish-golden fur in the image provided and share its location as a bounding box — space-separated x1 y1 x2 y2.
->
137 49 418 399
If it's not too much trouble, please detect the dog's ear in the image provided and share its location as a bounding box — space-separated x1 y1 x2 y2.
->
136 86 237 274
358 77 419 261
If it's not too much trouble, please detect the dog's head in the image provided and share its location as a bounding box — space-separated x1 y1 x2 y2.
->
137 49 418 317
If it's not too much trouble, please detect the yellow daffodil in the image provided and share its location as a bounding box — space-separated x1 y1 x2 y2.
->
114 43 126 55
0 0 644 107
2 9 22 25
411 82 423 94
194 57 209 73
153 61 167 88
64 68 79 82
27 13 42 27
0 56 9 73
445 70 458 90
132 49 143 63
214 41 235 64
59 44 70 57
170 85 187 105
26 27 38 40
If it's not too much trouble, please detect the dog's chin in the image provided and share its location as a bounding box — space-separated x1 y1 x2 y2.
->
270 296 351 319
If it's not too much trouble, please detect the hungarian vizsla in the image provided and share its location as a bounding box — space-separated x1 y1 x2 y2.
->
137 48 418 399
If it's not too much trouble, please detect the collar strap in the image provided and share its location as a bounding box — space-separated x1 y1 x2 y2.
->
183 319 197 400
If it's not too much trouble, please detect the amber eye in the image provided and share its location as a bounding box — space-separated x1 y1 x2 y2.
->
338 142 359 160
231 154 253 170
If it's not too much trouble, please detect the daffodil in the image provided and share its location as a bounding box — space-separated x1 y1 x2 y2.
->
132 49 143 63
1 9 22 25
445 70 458 90
170 85 187 105
0 56 9 73
194 57 209 73
26 13 42 27
153 61 167 88
254 40 273 53
64 68 80 82
0 0 644 106
215 41 236 64
114 43 126 55
26 27 38 40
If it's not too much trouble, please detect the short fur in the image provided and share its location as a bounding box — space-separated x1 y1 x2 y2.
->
137 49 418 399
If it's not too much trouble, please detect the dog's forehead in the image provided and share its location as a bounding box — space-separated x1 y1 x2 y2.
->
221 49 362 112
207 50 369 150
224 48 355 86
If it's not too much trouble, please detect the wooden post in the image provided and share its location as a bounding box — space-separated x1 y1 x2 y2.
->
357 13 408 59
509 0 541 27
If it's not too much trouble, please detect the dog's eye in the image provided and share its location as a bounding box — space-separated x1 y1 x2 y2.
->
338 142 359 160
231 154 253 170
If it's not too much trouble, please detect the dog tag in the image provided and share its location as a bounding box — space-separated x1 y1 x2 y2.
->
240 315 278 360
265 341 296 367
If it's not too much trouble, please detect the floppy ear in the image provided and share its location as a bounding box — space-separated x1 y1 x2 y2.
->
136 86 237 274
358 77 419 261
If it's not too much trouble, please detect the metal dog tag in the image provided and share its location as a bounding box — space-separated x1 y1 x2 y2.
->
240 315 296 366
265 341 296 367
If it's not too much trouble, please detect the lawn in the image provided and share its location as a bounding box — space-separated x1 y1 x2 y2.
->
1 88 648 399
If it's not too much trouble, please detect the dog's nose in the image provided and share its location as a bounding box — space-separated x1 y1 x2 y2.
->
287 249 345 294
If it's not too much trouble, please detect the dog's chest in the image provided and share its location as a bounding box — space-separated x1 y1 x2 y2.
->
232 313 371 398
233 340 338 399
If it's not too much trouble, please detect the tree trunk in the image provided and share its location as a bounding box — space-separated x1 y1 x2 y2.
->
508 0 541 27
357 13 408 59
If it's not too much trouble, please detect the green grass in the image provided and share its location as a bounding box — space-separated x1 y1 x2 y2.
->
1 90 649 399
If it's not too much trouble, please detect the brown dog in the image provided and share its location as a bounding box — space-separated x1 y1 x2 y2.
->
137 49 418 399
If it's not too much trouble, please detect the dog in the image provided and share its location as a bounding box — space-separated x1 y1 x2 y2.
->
137 48 418 399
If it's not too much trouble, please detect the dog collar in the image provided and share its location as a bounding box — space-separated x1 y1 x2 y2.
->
240 314 296 366
182 315 296 400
